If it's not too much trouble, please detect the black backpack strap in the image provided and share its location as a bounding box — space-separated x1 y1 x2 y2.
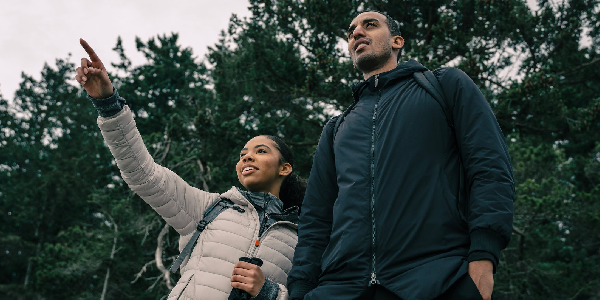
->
413 70 467 222
169 197 245 272
332 101 358 144
413 71 455 128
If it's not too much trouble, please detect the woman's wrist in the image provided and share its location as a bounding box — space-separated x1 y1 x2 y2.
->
87 87 126 117
251 278 279 300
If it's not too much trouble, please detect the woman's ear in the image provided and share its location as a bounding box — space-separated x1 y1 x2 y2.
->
279 163 293 177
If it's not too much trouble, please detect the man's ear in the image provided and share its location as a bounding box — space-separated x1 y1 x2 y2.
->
279 163 293 177
392 36 405 50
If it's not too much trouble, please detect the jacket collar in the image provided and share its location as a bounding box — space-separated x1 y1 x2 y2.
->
351 59 429 102
222 187 300 225
270 206 300 225
236 187 284 216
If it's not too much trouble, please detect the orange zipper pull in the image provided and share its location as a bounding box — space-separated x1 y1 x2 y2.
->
255 240 260 247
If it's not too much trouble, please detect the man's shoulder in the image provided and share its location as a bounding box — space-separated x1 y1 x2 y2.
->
431 67 472 83
324 115 341 138
328 114 341 124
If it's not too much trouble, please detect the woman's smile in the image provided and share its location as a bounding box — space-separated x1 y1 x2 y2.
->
242 164 259 175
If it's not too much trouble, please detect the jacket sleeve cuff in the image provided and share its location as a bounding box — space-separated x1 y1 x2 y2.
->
87 87 126 117
468 229 504 273
287 279 317 300
467 251 497 273
252 278 279 300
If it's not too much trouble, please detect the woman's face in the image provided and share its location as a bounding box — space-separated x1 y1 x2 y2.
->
236 136 291 194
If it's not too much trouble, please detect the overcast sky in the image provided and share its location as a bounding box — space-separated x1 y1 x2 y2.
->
1 0 252 103
1 1 550 105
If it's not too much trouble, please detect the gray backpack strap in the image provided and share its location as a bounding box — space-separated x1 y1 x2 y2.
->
169 197 245 272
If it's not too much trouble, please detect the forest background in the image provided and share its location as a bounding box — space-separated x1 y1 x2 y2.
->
1 0 599 299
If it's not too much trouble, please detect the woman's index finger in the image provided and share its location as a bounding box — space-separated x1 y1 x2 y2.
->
79 38 101 62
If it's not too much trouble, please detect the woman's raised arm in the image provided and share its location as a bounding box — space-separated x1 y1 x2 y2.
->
77 39 219 236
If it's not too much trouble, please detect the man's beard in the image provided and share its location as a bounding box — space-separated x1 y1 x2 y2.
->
353 43 393 74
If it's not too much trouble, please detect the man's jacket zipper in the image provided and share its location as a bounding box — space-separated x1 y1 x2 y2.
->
369 74 381 286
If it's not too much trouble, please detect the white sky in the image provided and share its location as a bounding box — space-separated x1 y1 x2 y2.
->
0 0 252 103
0 0 557 105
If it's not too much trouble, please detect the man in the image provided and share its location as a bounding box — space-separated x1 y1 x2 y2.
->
287 11 514 300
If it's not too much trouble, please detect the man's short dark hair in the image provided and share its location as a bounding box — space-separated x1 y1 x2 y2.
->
356 10 403 61
356 10 402 37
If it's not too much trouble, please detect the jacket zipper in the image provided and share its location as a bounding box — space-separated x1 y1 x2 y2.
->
250 220 295 257
369 74 381 286
258 194 272 237
250 195 279 257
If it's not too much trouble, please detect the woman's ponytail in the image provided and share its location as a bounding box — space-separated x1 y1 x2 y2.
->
263 135 307 211
279 173 307 210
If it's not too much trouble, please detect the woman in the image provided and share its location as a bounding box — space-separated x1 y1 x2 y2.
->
75 39 305 300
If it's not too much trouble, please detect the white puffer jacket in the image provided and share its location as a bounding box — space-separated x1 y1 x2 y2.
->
97 106 297 300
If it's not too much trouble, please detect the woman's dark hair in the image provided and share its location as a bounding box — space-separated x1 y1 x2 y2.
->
264 135 307 210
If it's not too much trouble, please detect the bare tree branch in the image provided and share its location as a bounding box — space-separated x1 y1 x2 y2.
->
169 156 195 171
512 226 525 236
101 213 118 300
131 259 157 284
148 273 165 291
513 226 526 261
155 223 174 290
130 255 176 284
197 160 210 191
140 217 162 246
159 138 172 163
556 57 600 76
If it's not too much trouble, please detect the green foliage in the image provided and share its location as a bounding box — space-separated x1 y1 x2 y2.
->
32 226 107 298
0 0 599 298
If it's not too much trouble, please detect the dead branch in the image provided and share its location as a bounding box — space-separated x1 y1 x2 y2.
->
159 138 172 163
169 156 195 171
131 255 176 284
140 217 162 246
148 272 165 291
131 259 157 284
556 57 600 76
155 223 174 290
101 213 118 300
197 160 210 191
513 226 526 261
512 226 525 236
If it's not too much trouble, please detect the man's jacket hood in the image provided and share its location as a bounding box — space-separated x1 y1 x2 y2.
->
351 59 429 102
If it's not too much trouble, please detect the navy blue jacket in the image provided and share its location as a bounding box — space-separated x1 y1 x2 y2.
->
287 60 514 300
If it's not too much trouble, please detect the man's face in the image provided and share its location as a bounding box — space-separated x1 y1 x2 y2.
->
347 12 400 74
